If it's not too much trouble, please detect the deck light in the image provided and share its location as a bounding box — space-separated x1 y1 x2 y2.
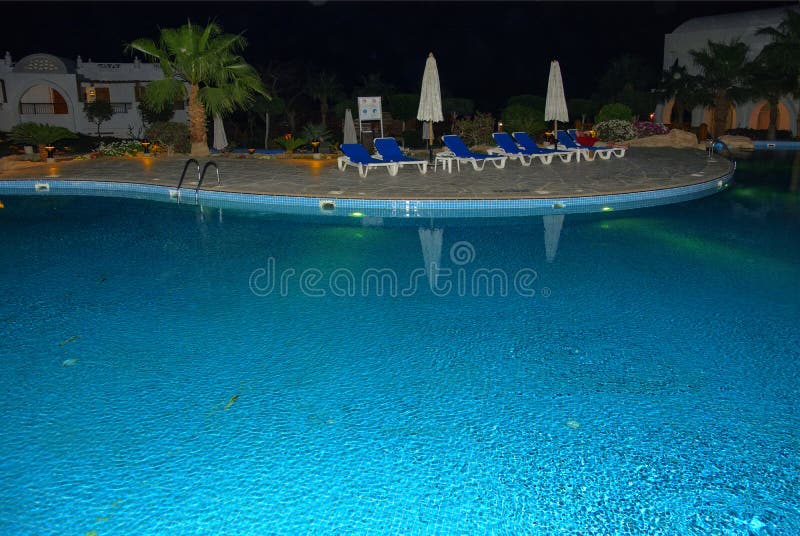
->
44 145 55 162
248 147 256 155
141 140 151 155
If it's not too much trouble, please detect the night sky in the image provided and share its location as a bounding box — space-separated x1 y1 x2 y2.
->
4 1 796 111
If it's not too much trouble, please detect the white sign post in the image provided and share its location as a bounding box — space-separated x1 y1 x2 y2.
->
357 96 384 141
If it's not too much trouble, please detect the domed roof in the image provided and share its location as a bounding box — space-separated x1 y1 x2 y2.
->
671 6 799 34
12 53 74 74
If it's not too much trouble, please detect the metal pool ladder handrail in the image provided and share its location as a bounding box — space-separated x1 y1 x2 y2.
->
195 161 221 203
176 158 201 204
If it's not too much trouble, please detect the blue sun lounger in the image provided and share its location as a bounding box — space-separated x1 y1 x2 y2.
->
511 132 575 163
490 132 570 166
338 143 400 178
557 131 626 160
441 135 507 171
373 137 428 174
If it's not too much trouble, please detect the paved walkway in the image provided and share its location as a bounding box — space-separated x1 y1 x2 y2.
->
0 148 732 200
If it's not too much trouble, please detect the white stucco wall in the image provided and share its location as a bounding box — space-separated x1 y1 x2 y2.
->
0 52 188 138
659 6 800 135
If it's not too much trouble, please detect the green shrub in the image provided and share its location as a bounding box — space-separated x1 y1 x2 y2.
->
454 111 495 146
9 122 77 149
301 123 332 142
506 95 545 111
443 98 475 118
594 120 637 142
501 104 546 135
401 129 424 148
567 98 596 123
145 121 190 154
596 103 634 124
273 136 306 152
388 94 420 129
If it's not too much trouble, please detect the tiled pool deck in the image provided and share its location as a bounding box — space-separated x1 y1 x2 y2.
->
1 148 731 200
0 147 734 217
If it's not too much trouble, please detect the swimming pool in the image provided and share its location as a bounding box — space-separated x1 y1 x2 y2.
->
1 154 798 534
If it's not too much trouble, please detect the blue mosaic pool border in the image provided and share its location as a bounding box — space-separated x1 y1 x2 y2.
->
0 160 735 219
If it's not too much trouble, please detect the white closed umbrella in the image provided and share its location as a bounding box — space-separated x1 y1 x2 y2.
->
543 214 564 263
545 60 569 150
212 114 228 151
417 52 444 162
418 227 443 290
343 108 357 144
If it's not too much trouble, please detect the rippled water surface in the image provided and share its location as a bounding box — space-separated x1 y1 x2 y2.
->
1 154 798 535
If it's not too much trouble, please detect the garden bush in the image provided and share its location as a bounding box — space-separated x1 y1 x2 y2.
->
594 120 637 142
596 103 633 124
145 121 190 154
633 121 670 138
502 104 546 136
453 111 495 146
95 140 144 157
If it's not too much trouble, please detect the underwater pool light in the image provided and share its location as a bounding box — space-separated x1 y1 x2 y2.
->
350 212 364 218
602 206 613 212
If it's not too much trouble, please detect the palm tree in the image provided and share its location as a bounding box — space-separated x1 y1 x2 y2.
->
746 53 792 140
757 9 800 137
128 21 267 155
690 40 750 138
305 71 342 128
657 59 711 129
355 73 396 99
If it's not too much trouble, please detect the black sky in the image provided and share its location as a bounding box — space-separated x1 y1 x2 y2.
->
4 1 797 110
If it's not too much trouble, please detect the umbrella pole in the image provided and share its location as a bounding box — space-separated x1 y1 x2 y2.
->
428 122 434 164
553 120 558 150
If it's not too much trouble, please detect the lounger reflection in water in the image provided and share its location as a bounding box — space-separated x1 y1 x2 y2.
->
373 137 428 174
338 143 399 178
441 134 507 171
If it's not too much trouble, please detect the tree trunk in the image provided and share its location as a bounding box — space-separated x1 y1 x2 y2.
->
675 103 686 129
187 84 209 156
796 109 800 143
320 100 328 128
713 93 729 139
767 99 777 141
264 112 270 149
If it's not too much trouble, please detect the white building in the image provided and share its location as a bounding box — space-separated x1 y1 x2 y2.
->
0 52 188 137
656 6 800 135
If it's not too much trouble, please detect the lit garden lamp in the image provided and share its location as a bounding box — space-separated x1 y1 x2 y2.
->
44 145 55 162
248 147 256 155
311 138 321 159
498 121 504 133
141 140 151 156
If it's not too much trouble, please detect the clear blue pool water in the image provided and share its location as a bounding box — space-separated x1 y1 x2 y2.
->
1 154 799 535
